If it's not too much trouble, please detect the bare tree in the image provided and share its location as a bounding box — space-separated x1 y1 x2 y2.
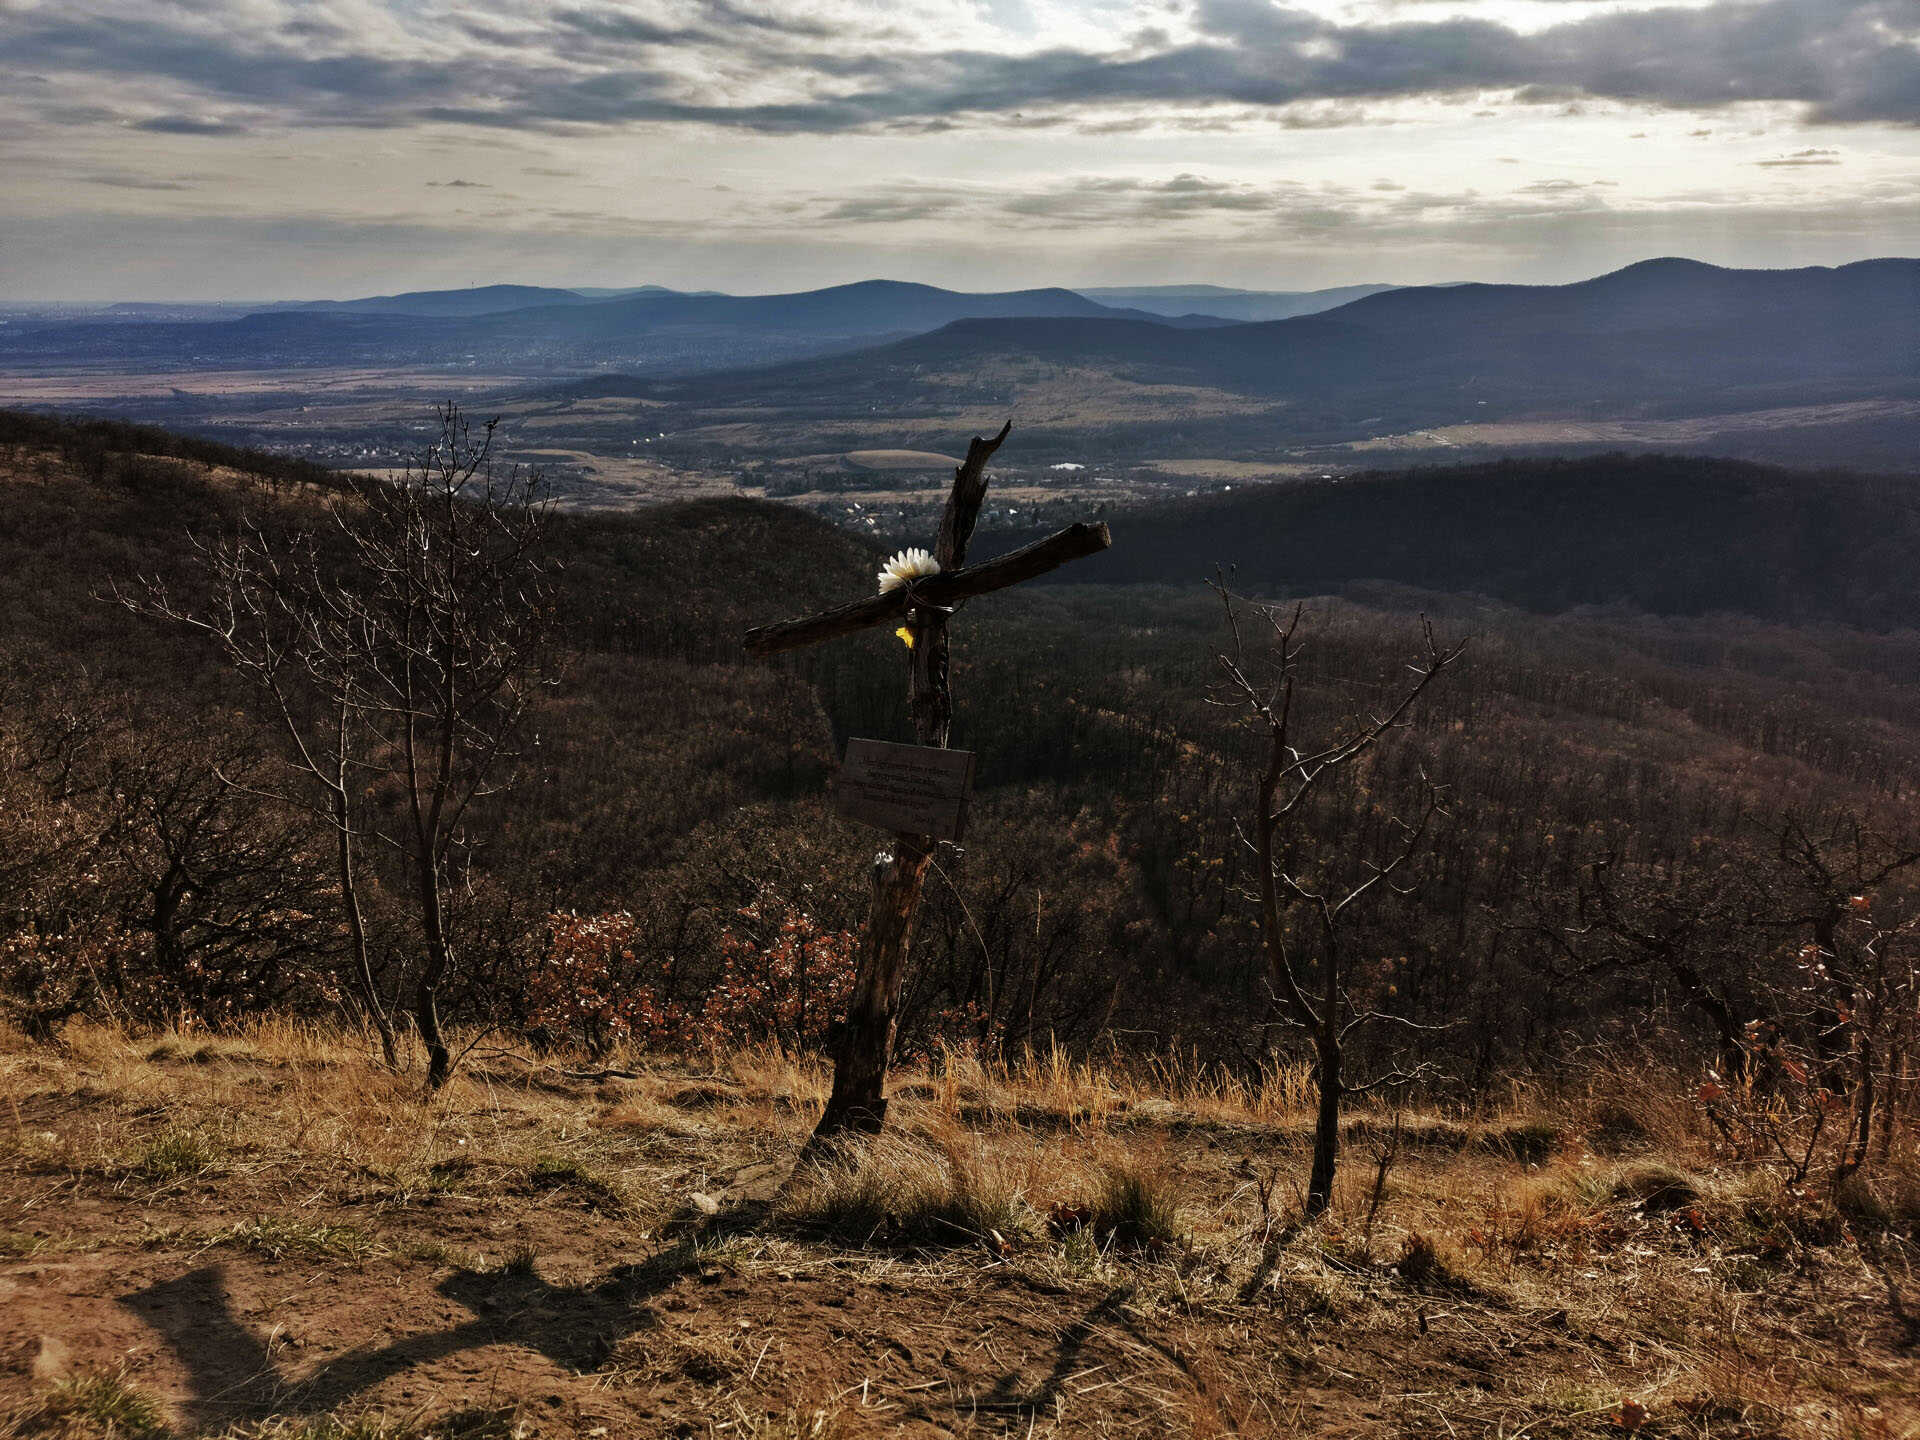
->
1523 851 1760 1083
96 725 331 1024
1765 816 1920 1180
1826 904 1920 1181
334 406 553 1088
1212 583 1463 1218
2 680 335 1034
124 521 401 1063
1770 815 1920 1091
126 403 553 1084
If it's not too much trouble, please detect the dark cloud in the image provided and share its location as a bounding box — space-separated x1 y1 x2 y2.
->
1756 147 1842 166
426 178 491 187
818 190 966 224
82 172 196 190
1000 173 1290 224
1 0 1915 138
44 104 123 125
550 1 837 47
548 7 690 45
134 114 248 135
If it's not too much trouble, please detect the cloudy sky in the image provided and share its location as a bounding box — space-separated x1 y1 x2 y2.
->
2 0 1917 299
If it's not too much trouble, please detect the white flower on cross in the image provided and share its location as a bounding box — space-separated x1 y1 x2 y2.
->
877 547 940 594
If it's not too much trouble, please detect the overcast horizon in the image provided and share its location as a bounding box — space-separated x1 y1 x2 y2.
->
3 0 1918 302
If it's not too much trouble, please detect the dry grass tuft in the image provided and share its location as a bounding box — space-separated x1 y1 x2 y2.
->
1607 1160 1701 1210
697 1403 847 1439
1058 1149 1186 1251
1392 1231 1474 1293
776 1124 1039 1250
214 1407 518 1440
122 1128 227 1184
212 1216 385 1265
3 1370 170 1440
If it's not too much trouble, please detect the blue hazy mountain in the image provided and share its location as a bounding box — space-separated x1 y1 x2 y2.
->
1074 282 1399 322
1 279 1199 373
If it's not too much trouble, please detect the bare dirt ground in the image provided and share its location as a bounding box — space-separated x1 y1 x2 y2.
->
3 1025 1913 1439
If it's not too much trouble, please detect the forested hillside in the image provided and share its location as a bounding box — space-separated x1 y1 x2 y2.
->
4 410 1918 1087
1018 454 1920 629
5 411 1918 1438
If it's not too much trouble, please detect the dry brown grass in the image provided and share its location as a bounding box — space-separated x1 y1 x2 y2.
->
1 1019 1912 1438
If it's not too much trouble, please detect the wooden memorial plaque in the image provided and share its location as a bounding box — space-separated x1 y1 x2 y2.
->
833 738 976 842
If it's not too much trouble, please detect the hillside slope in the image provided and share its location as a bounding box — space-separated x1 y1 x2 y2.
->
1000 453 1920 629
8 407 1920 1074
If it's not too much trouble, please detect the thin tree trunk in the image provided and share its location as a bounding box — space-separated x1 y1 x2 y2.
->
1307 888 1345 1219
415 855 453 1090
1810 911 1850 1090
151 866 187 984
1307 1032 1342 1219
1839 1034 1875 1184
1674 961 1749 1083
1879 1049 1906 1164
329 728 396 1068
335 797 396 1068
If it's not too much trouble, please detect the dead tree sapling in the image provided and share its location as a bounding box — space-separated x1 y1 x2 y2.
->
1212 584 1462 1218
335 405 553 1088
1522 852 1761 1085
128 403 552 1084
124 524 401 1063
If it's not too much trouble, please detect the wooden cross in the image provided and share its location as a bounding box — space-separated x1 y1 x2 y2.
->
744 423 1112 1146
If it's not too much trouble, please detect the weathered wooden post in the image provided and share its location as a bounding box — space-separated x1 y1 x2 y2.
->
743 424 1111 1150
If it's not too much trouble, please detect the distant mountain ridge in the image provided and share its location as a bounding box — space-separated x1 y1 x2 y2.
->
568 257 1920 469
462 279 1189 340
0 278 1209 375
269 284 603 317
214 278 1403 327
243 278 1220 330
649 258 1920 406
1075 282 1400 322
8 258 1920 473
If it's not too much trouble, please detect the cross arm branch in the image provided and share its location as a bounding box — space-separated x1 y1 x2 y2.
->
743 520 1112 656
